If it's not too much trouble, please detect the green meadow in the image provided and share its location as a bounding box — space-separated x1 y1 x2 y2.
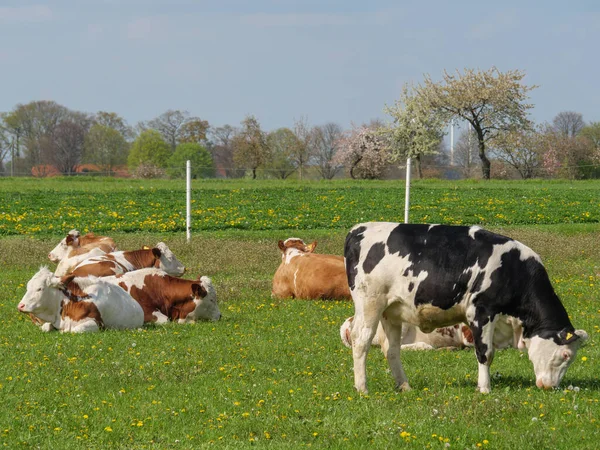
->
0 178 598 449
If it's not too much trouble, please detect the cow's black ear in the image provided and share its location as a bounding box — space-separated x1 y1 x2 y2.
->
558 329 580 345
192 283 207 298
152 248 162 259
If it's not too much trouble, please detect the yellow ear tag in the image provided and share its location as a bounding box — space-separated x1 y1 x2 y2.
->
566 332 573 340
143 245 151 250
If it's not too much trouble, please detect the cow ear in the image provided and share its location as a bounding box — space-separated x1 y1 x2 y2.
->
152 248 162 259
278 240 286 252
575 329 589 345
192 283 207 298
559 329 583 345
306 241 317 253
66 235 79 247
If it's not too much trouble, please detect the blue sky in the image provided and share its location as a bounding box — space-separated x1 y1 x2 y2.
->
1 1 599 133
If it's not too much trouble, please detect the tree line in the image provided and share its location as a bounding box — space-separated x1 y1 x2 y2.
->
1 67 599 180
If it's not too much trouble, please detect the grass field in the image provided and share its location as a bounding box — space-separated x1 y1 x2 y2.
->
0 178 599 449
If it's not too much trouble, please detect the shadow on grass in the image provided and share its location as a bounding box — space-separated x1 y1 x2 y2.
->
452 374 600 391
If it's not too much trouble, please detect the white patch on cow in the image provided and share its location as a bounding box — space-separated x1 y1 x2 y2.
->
427 224 439 231
61 315 101 333
284 247 306 265
293 268 299 292
54 247 106 276
469 226 481 239
152 310 169 324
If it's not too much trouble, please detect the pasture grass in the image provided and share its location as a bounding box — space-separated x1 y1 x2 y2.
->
0 224 599 449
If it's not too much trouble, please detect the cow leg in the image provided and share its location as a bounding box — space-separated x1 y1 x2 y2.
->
68 318 100 333
469 313 497 394
380 317 411 391
351 299 384 394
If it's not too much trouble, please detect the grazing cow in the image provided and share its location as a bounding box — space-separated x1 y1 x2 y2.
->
48 230 116 263
272 238 351 300
103 268 220 323
68 243 186 278
340 315 521 351
17 267 144 333
344 222 588 393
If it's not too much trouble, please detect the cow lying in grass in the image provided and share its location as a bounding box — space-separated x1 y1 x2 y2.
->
344 222 588 393
340 315 522 351
272 238 351 300
17 267 144 333
68 243 185 278
102 268 221 323
48 230 116 263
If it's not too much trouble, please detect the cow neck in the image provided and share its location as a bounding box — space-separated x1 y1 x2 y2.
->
125 249 155 269
519 282 574 339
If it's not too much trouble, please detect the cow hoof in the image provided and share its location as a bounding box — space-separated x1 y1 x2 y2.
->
478 386 490 394
398 382 411 392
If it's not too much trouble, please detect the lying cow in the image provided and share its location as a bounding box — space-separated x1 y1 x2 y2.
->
17 267 144 333
68 243 185 278
54 247 107 276
48 229 116 263
340 315 522 351
102 268 220 323
272 238 351 300
345 222 588 393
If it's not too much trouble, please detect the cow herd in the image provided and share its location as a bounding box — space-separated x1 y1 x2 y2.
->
17 223 589 392
18 230 220 332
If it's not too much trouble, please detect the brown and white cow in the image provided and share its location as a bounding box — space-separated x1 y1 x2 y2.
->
103 268 220 323
48 229 116 263
17 267 144 333
68 243 186 278
340 315 522 351
272 238 351 300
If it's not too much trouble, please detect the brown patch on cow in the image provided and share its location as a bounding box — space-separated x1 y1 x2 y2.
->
345 327 352 345
61 299 105 329
123 273 203 323
69 248 159 278
435 326 457 338
461 325 474 344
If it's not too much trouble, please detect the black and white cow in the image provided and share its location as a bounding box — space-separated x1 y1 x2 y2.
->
344 222 588 394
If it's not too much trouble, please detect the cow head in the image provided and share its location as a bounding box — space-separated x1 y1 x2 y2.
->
48 229 80 263
185 276 221 322
152 242 186 276
277 238 317 262
17 267 64 323
525 329 588 389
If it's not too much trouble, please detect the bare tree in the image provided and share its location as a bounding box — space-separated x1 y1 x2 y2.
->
144 110 210 152
291 117 314 180
209 125 239 177
312 123 344 179
232 115 270 179
452 128 480 178
552 111 585 138
94 111 134 141
49 121 86 175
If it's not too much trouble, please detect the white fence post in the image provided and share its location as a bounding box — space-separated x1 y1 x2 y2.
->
186 160 191 243
404 157 411 224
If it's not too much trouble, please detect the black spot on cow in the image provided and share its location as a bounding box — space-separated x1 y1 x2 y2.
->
471 272 485 293
363 242 385 274
408 282 414 292
344 226 366 290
